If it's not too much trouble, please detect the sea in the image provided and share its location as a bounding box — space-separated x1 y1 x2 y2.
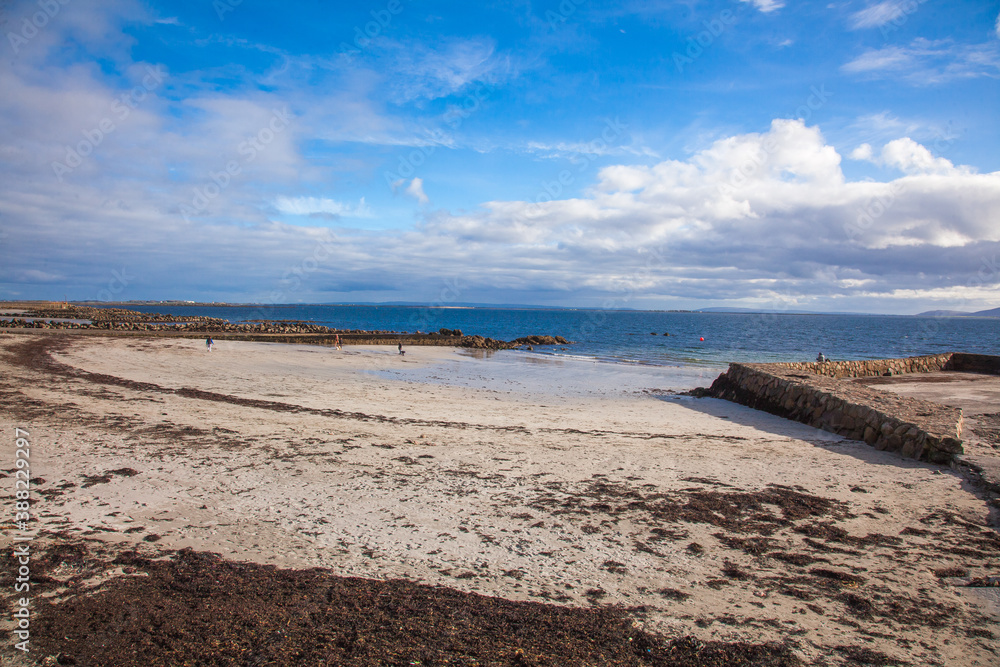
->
99 304 999 371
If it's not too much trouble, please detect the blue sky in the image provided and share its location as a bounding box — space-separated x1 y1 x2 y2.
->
1 0 999 313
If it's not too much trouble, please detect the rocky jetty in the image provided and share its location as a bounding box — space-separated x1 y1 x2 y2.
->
699 353 1000 464
1 305 569 350
511 335 570 346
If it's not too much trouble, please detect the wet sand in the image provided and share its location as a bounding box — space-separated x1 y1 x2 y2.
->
1 332 998 665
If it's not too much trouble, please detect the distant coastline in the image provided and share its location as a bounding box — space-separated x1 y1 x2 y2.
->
3 301 998 369
7 299 997 318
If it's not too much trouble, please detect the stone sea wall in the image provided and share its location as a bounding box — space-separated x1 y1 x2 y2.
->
950 353 1000 375
706 354 977 464
765 353 955 379
0 305 569 351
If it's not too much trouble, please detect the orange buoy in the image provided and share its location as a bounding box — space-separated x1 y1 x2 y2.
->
699 337 704 341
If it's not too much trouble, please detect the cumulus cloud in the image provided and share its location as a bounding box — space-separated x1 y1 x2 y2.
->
416 119 1000 303
849 143 874 161
1 1 998 312
878 138 965 175
4 115 999 309
849 138 967 176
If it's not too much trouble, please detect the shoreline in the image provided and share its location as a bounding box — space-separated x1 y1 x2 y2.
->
2 333 999 665
0 303 564 352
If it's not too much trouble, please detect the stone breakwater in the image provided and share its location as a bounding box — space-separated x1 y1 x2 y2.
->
0 306 569 351
767 353 956 378
702 353 993 464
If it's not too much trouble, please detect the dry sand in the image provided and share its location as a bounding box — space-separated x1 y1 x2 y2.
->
1 332 998 665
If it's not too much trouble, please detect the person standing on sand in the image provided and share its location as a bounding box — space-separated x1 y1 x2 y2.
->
206 336 213 352
335 334 341 350
398 342 405 356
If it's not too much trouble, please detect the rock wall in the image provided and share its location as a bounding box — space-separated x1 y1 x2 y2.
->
1 306 569 351
951 353 1000 375
767 353 955 379
706 354 971 464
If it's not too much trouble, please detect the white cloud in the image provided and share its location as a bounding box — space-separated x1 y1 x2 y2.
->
375 37 513 102
849 137 967 176
4 117 999 307
878 138 965 175
738 0 785 12
13 269 64 283
405 178 429 205
273 197 373 218
416 120 1000 301
849 1 907 29
849 144 873 161
843 38 1000 84
850 111 914 136
1 1 997 311
842 112 956 157
390 177 429 204
843 45 915 73
524 140 657 160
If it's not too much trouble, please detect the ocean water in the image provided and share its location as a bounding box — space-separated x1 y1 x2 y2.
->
98 304 999 371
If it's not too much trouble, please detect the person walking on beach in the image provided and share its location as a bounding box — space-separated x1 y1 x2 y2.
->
398 342 405 356
335 334 341 350
206 336 214 352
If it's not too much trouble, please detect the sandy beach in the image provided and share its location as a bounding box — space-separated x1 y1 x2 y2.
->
1 332 998 665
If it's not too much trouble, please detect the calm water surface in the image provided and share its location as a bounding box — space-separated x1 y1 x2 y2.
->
101 304 999 371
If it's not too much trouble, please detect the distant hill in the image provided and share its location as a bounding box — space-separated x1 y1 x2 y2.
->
917 310 973 317
916 308 1000 318
693 307 869 315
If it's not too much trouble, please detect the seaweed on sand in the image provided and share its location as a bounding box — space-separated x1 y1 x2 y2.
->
23 542 805 667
